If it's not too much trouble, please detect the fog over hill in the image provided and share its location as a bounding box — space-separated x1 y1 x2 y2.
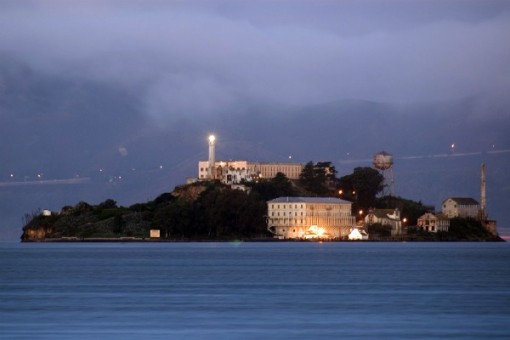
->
1 57 509 240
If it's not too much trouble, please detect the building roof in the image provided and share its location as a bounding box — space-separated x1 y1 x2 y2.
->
368 209 396 218
418 212 449 220
268 197 351 204
444 197 479 205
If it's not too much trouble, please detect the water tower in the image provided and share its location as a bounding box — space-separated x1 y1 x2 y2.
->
373 151 395 196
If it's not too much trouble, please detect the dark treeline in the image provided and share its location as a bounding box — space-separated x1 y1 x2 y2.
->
21 163 499 241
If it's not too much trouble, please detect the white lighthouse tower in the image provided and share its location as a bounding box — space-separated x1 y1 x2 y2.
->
208 134 216 180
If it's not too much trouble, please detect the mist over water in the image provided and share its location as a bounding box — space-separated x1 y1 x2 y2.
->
2 242 510 339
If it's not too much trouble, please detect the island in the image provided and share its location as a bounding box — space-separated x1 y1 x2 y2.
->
21 163 503 242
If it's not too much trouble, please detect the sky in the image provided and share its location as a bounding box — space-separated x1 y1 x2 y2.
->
1 0 510 121
1 0 510 240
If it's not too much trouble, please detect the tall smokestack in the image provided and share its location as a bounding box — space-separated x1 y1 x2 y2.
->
481 162 486 220
208 135 216 180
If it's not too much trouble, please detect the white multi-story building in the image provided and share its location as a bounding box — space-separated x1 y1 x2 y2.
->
417 213 450 232
267 197 355 239
442 197 480 219
198 161 303 184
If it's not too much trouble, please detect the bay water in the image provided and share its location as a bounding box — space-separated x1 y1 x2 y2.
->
1 242 510 339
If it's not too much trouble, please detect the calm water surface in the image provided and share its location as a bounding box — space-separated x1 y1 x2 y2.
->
1 242 510 339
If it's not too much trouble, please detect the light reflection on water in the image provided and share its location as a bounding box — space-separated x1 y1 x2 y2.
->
1 242 510 339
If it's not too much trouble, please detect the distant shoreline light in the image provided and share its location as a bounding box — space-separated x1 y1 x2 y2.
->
0 177 91 187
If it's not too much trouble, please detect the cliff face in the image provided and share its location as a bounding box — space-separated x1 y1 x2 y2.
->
172 183 208 202
21 227 53 241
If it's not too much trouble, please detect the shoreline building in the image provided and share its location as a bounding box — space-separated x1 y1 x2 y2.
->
441 197 480 219
364 208 403 236
417 213 450 233
267 197 355 239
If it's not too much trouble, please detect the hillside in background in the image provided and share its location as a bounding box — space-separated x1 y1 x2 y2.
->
1 57 509 240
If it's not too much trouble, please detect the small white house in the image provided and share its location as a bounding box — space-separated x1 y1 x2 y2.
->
417 213 450 232
149 229 161 238
364 208 402 236
348 227 369 240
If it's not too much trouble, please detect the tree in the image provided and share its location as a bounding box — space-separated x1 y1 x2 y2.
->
153 200 194 239
338 167 384 211
299 161 335 196
248 172 295 201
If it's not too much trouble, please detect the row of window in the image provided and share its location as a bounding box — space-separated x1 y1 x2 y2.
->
271 204 304 210
272 211 304 217
271 212 352 217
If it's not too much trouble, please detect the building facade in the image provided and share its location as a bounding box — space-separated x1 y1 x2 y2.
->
442 197 480 218
364 208 402 236
267 197 355 239
417 213 450 232
198 161 303 183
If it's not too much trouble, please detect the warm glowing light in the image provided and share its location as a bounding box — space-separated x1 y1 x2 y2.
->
348 227 364 240
403 218 408 223
359 210 363 216
208 135 216 143
303 225 330 239
338 189 343 195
